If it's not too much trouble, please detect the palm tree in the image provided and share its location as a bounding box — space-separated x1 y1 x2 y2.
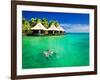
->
29 18 37 28
49 20 55 27
36 18 41 23
22 17 26 24
42 18 49 28
55 21 60 27
22 18 30 34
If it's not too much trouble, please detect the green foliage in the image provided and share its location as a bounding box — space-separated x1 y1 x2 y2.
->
29 18 36 27
22 18 30 33
22 17 26 24
49 21 54 27
49 20 60 28
22 17 61 34
55 21 60 27
42 18 49 28
36 18 42 23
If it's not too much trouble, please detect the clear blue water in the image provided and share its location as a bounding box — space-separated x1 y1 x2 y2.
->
22 33 89 69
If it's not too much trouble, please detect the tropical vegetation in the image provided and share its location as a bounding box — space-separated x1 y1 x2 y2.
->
22 17 61 35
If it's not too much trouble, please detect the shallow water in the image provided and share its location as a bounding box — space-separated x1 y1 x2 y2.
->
22 33 89 69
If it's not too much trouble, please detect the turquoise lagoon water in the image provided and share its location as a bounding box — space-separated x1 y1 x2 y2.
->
22 33 89 69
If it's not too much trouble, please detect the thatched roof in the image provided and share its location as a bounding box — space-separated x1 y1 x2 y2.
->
31 22 47 30
48 24 59 31
31 22 65 32
57 26 65 31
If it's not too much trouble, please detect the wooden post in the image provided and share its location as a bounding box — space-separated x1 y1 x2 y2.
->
53 31 54 34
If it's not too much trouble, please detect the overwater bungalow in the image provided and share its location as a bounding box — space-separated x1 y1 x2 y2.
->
22 17 65 36
57 26 65 34
31 22 48 35
48 24 59 35
30 22 65 35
